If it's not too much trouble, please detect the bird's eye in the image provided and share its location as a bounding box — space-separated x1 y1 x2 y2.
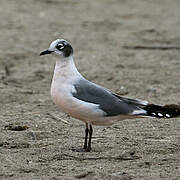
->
56 43 64 50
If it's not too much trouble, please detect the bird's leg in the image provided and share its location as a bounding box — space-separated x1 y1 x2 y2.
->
72 123 93 152
86 124 93 152
83 123 89 149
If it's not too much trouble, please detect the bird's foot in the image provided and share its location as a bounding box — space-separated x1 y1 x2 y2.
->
71 147 91 152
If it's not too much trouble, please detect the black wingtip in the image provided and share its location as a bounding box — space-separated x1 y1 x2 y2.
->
144 104 180 118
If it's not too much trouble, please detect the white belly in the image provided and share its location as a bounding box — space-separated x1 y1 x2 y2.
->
51 83 139 126
51 82 106 123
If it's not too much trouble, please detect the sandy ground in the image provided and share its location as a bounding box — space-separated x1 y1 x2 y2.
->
0 0 180 179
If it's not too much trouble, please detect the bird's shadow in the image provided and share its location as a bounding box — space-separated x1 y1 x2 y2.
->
55 150 141 161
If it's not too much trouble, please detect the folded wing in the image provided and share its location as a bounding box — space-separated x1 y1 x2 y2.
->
72 79 146 117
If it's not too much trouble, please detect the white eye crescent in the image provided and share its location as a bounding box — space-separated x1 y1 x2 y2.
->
56 43 64 50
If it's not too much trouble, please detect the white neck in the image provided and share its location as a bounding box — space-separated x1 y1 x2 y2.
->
52 55 82 82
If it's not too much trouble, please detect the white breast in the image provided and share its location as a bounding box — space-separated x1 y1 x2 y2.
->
50 58 105 123
51 79 105 122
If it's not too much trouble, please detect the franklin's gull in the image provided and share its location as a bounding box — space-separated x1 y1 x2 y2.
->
40 39 180 152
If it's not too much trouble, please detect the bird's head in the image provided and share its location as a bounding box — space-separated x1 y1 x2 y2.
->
40 39 73 58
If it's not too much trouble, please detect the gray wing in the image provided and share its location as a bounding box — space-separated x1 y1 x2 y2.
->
72 79 147 117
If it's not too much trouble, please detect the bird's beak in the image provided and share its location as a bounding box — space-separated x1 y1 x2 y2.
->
40 49 53 56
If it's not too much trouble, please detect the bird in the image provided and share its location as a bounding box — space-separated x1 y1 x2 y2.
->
40 39 180 152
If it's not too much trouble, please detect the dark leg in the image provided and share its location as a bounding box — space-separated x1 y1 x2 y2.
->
86 124 93 152
72 123 93 152
83 123 89 149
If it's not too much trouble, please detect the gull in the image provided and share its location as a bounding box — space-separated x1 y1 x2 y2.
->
40 39 180 152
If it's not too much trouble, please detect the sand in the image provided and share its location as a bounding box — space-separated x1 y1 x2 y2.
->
0 0 180 179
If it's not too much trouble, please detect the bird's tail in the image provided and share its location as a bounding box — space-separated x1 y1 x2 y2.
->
142 104 180 118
